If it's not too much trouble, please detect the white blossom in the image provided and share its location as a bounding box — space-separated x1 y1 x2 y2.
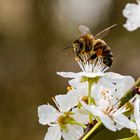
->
58 72 134 107
123 1 140 31
80 75 136 131
37 19 140 140
38 98 86 140
53 82 90 125
57 71 135 106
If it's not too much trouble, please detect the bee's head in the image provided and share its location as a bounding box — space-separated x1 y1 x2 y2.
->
81 34 95 46
72 39 84 54
82 34 93 41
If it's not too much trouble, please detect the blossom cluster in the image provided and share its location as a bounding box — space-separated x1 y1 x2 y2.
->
35 0 140 139
37 54 140 140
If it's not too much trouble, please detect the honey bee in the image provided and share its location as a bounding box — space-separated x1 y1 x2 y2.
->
72 24 117 67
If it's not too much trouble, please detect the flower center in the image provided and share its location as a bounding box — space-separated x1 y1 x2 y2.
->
67 85 73 91
81 96 88 104
76 56 108 73
57 112 74 132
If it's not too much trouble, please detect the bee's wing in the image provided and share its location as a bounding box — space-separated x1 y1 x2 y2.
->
79 25 91 35
95 24 117 39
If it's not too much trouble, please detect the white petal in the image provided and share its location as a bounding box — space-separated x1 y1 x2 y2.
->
116 106 128 115
81 101 116 131
55 92 79 112
55 80 89 112
68 77 81 87
99 112 117 132
124 22 139 31
123 3 138 17
80 101 103 120
103 72 135 91
87 106 117 131
98 77 116 89
80 101 96 113
44 126 62 140
115 75 135 97
134 97 140 137
57 72 80 78
115 123 124 131
38 104 59 125
104 72 134 81
72 108 89 124
73 84 88 98
62 124 84 140
103 72 123 79
103 72 135 98
69 78 88 90
113 113 136 130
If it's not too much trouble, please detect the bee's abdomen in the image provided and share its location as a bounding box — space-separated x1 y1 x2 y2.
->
103 48 113 67
103 56 113 67
93 40 113 67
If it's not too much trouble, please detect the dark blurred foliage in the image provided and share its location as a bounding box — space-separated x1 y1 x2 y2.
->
0 0 140 140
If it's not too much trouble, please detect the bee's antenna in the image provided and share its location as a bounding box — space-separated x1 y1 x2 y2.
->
62 46 72 51
56 45 72 56
95 24 118 39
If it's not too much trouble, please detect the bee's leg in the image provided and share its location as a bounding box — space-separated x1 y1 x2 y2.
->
88 53 97 61
76 54 84 62
73 46 83 62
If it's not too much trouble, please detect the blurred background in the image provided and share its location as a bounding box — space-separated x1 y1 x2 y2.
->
0 0 140 140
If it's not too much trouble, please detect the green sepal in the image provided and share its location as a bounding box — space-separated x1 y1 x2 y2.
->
81 76 100 84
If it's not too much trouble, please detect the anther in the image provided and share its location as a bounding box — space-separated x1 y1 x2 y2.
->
67 85 73 91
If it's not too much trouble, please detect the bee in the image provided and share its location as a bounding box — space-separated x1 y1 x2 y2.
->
72 24 117 67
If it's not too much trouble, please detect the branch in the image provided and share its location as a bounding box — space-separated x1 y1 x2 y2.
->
79 120 104 140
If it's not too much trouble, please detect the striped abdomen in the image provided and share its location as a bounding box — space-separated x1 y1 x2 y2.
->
90 39 113 67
